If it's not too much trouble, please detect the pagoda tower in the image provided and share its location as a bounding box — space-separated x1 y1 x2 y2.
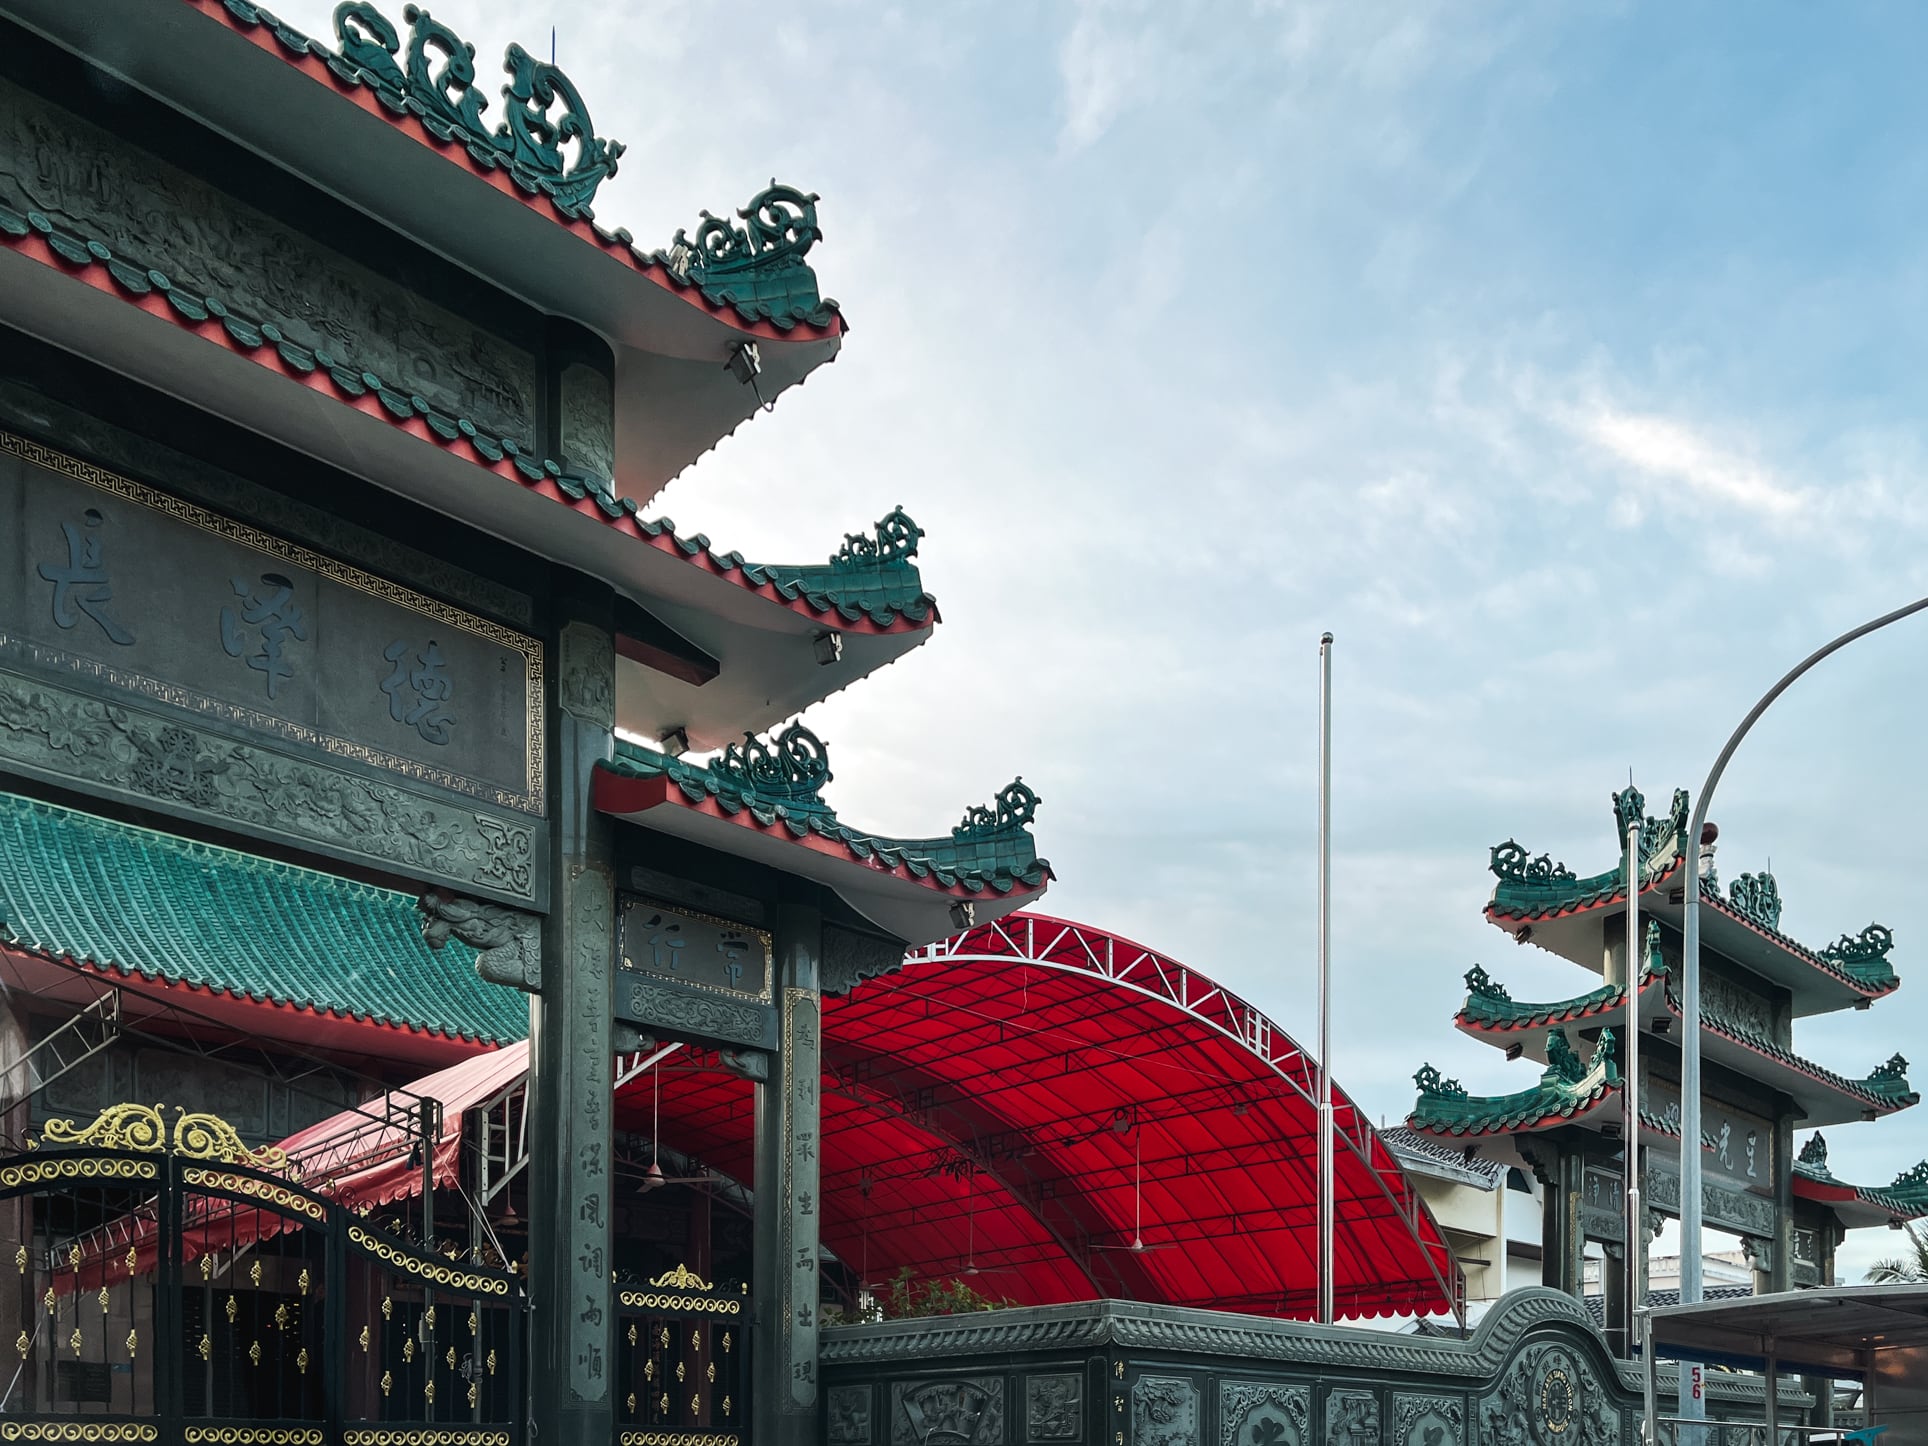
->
1409 785 1927 1346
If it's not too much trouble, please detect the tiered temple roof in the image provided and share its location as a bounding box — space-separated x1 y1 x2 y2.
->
1792 1134 1928 1229
1411 784 1919 1222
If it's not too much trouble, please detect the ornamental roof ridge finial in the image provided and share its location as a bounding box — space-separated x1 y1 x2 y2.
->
1413 1063 1468 1100
954 778 1039 839
1463 964 1509 1000
1488 839 1577 887
1545 1028 1587 1085
1871 1052 1911 1085
1892 1159 1928 1192
1594 1025 1618 1082
1611 782 1645 838
668 182 823 282
1798 1131 1830 1170
1726 870 1784 933
830 507 923 570
332 3 623 217
1644 918 1666 975
715 721 833 816
1821 923 1895 967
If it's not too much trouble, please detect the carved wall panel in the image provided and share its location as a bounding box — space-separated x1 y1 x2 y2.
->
1390 1394 1462 1446
559 361 615 481
891 1378 1005 1446
1476 1343 1617 1446
0 78 537 447
1218 1382 1307 1446
1132 1377 1198 1446
830 1384 875 1446
1325 1391 1380 1446
1026 1374 1082 1443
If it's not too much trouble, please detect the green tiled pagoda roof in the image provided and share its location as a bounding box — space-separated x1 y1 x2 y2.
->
600 725 1049 897
1457 958 1659 1031
1485 785 1899 1000
1409 1029 1619 1138
0 792 525 1047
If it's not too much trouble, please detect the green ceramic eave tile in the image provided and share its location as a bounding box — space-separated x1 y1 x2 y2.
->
0 792 525 1046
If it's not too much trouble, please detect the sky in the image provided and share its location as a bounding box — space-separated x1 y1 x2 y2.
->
270 0 1928 1282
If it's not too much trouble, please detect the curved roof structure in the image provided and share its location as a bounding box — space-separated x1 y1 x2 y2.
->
623 912 1462 1321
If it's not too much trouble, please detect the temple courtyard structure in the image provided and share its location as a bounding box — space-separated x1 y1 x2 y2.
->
0 3 1914 1446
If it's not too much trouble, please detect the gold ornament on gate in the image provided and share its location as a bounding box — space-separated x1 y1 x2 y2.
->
402 1338 415 1364
359 1324 371 1353
249 1261 262 1288
225 1294 238 1323
125 1329 136 1359
626 1323 636 1346
14 1330 27 1359
125 1246 137 1275
380 1370 392 1398
68 1329 81 1356
13 1246 24 1274
296 1347 309 1375
297 1268 310 1297
199 1335 211 1362
248 1340 261 1367
98 1286 109 1316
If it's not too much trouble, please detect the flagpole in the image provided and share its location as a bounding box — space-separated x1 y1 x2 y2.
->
1317 631 1335 1326
1623 807 1643 1361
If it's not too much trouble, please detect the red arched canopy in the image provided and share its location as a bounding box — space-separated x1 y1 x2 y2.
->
621 911 1461 1320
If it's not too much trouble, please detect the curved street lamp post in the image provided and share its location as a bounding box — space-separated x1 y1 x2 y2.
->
1673 592 1928 1426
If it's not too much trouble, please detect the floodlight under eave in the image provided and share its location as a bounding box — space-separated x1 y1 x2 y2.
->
660 727 690 758
813 631 844 666
949 901 976 931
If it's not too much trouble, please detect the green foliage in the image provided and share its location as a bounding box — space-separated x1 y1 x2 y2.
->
822 1267 1010 1324
1866 1222 1928 1284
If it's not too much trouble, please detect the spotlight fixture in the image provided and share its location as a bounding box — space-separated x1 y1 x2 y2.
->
1653 1018 1671 1037
1513 927 1534 946
1504 1043 1524 1062
660 727 690 758
725 341 774 412
813 631 843 666
949 900 976 931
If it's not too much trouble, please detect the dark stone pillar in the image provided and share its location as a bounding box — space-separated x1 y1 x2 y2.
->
753 892 823 1446
530 603 617 1446
1540 1149 1585 1298
1601 1240 1628 1356
1771 1113 1795 1292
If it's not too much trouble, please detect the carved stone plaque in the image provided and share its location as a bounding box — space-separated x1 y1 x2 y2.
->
1026 1374 1082 1442
1325 1391 1379 1446
1219 1382 1307 1446
1478 1342 1618 1446
616 896 777 1046
1132 1377 1197 1446
830 1385 874 1446
1390 1394 1461 1446
0 432 546 905
892 1378 1004 1446
1579 1163 1622 1242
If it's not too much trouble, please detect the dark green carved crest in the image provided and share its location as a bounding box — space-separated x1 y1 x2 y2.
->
1545 1028 1586 1084
832 507 923 570
1821 923 1894 966
955 780 1038 839
1463 964 1509 1000
1488 839 1576 886
1611 784 1644 839
1870 1053 1911 1087
715 722 833 817
1798 1132 1830 1171
1892 1160 1928 1193
1413 1064 1468 1100
328 1 624 216
1726 870 1783 931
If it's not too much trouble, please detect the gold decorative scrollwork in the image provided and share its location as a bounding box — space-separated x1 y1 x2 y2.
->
174 1112 289 1171
616 1290 741 1315
40 1102 166 1152
348 1225 511 1296
649 1264 713 1292
342 1433 510 1446
615 1436 739 1446
184 1169 325 1222
184 1430 324 1446
0 1157 157 1190
0 1425 160 1443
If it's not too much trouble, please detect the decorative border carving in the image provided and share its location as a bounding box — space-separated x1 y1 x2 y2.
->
615 1288 743 1316
1026 1374 1082 1443
1390 1395 1462 1446
0 666 540 905
341 1434 510 1446
0 1429 158 1444
0 1156 156 1190
182 1168 326 1222
184 1431 325 1445
1326 1391 1379 1446
615 1435 739 1446
1131 1376 1197 1446
0 430 544 813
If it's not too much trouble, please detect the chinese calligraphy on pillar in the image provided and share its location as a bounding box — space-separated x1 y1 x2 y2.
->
783 987 822 1409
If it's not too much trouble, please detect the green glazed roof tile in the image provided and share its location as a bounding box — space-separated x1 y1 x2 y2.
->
1408 1029 1620 1138
601 723 1048 898
0 791 525 1046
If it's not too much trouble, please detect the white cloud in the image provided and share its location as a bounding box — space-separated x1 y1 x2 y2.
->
1573 407 1807 519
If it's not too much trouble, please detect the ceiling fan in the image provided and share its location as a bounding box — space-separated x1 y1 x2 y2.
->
637 1061 718 1193
956 1164 1021 1278
1090 1125 1176 1253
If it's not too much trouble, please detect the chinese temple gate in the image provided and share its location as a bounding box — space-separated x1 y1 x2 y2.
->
0 2 1053 1444
1410 785 1928 1358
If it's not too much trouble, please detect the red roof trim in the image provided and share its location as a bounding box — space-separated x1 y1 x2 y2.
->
591 770 1052 901
11 229 920 636
179 0 840 345
4 942 506 1054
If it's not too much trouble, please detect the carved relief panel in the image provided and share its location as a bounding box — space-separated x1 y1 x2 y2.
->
1325 1390 1380 1446
892 1378 1005 1446
1390 1394 1462 1446
1477 1344 1617 1446
1132 1377 1198 1446
1219 1382 1308 1446
1026 1374 1083 1443
830 1384 875 1446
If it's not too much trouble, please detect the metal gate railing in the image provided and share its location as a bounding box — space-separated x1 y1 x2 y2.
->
613 1267 748 1446
0 1103 525 1446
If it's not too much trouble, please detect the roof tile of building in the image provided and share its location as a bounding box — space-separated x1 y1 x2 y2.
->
1794 1134 1928 1221
1379 1126 1508 1189
197 1 842 335
0 792 526 1047
0 209 927 634
600 726 1051 898
1408 1029 1620 1138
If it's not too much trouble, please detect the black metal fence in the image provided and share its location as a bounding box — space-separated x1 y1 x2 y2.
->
614 1267 748 1446
0 1110 525 1446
